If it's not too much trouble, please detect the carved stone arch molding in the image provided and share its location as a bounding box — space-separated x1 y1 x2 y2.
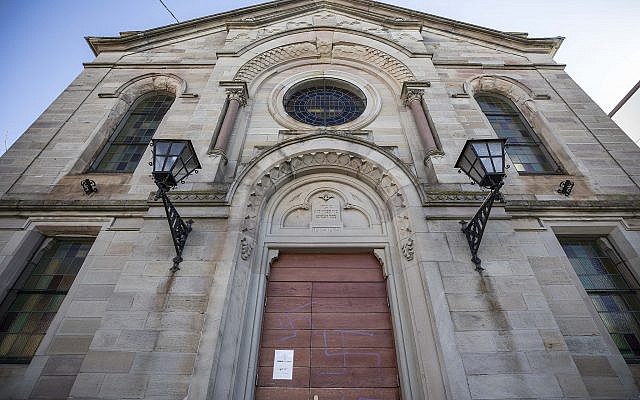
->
203 135 459 400
464 74 578 175
98 72 196 100
233 41 415 84
70 73 192 173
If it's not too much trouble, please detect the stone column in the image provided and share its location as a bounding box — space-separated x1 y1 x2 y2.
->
211 88 247 163
404 89 439 155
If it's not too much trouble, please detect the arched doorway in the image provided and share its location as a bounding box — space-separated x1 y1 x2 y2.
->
206 138 450 400
254 173 403 399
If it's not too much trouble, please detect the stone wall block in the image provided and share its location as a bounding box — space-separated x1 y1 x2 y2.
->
80 351 135 373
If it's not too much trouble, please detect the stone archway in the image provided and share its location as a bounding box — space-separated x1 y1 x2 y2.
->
205 136 451 400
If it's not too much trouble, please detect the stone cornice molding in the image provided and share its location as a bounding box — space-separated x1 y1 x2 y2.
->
233 42 415 83
424 191 491 204
86 1 563 56
505 198 640 212
146 189 229 204
0 199 149 212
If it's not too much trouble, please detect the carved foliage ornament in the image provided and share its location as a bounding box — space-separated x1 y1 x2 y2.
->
234 43 415 83
401 238 415 261
240 237 253 261
226 88 248 107
403 89 424 106
239 150 415 261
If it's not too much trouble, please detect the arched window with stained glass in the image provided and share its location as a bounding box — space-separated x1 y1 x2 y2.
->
91 92 175 172
475 94 560 174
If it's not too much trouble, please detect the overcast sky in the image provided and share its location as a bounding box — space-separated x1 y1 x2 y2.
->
0 0 638 154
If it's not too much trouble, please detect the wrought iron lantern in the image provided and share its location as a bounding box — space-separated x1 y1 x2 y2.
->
455 138 508 272
151 139 202 191
150 139 202 272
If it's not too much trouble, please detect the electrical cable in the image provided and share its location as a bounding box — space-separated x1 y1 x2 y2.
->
158 0 180 23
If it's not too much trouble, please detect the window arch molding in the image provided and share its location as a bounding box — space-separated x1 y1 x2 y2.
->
70 73 187 174
464 74 577 175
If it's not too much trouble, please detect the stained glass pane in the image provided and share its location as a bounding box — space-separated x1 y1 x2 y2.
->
560 239 640 361
284 79 366 127
92 93 174 172
476 95 558 173
0 239 93 362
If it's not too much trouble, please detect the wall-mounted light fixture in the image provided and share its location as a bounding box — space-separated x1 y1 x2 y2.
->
557 179 574 196
455 138 507 272
150 139 202 272
81 179 98 195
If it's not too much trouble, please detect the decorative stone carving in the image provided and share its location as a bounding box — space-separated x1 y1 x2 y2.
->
226 88 248 107
403 89 424 106
424 190 489 203
234 42 415 83
241 150 412 241
240 237 252 260
332 44 414 82
401 238 415 261
98 73 195 99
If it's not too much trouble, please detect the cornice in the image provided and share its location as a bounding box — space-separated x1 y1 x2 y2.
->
146 189 229 205
85 0 563 56
432 62 566 70
424 191 491 205
505 198 640 212
0 199 149 212
83 62 216 69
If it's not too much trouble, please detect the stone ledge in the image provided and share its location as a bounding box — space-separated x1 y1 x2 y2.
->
0 199 148 212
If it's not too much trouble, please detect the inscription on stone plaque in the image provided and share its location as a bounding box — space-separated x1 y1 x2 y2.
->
311 192 342 230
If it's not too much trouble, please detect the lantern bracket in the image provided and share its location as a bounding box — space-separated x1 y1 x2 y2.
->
149 139 201 273
459 181 504 273
155 186 192 272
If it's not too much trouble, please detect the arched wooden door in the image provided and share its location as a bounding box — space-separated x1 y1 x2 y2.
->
255 252 400 400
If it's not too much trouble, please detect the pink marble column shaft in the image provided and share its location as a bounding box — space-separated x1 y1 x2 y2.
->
406 91 438 154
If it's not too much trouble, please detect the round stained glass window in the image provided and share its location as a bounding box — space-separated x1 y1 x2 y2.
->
283 79 367 126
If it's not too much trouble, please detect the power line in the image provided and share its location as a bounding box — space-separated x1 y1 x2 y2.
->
158 0 180 23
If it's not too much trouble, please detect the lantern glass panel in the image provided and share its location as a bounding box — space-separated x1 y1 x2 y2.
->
458 157 472 176
472 142 490 157
492 157 503 173
488 141 503 157
468 163 483 185
480 157 494 174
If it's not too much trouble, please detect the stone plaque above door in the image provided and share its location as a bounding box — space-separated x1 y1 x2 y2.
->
269 178 383 235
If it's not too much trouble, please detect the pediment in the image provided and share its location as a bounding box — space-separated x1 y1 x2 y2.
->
86 0 563 57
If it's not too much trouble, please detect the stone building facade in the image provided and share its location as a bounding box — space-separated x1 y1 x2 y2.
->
1 1 640 399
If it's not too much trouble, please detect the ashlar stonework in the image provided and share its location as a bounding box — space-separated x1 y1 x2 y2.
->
0 1 639 399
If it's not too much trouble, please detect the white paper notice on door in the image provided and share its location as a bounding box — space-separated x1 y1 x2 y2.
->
272 349 294 380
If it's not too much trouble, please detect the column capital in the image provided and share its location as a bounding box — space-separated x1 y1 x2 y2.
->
401 81 431 106
225 88 248 107
220 81 248 107
403 89 424 106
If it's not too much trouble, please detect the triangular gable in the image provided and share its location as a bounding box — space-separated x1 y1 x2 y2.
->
86 0 563 56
